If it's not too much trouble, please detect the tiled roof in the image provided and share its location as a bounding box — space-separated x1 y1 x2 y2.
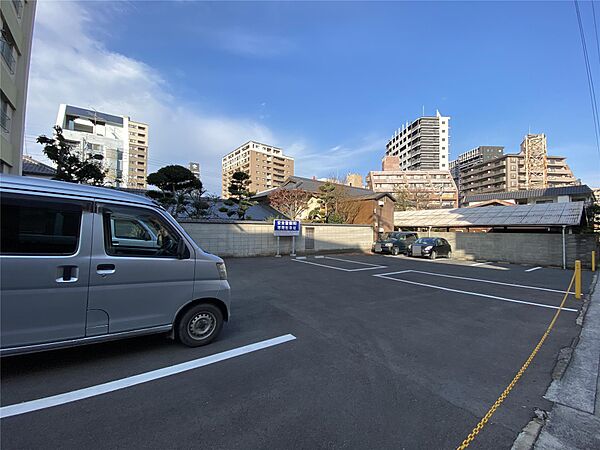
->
464 185 592 203
22 156 57 177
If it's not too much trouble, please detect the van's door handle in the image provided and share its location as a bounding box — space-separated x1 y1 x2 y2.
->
97 264 116 276
57 265 79 283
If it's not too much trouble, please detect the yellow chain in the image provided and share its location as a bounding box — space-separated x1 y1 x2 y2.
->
456 273 577 450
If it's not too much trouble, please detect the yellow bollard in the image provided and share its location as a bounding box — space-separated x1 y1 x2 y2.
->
575 260 582 300
593 250 596 272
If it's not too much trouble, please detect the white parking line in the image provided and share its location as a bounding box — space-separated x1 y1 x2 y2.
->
295 256 307 260
471 262 488 267
399 270 574 294
292 259 386 272
525 267 542 272
0 334 296 419
323 256 385 267
373 272 577 312
314 255 324 259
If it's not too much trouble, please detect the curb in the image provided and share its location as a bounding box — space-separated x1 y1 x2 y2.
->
512 271 599 450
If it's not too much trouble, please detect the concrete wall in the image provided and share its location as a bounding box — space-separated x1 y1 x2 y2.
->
431 232 598 269
180 221 374 257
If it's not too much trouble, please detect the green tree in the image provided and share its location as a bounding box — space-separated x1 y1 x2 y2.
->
223 171 256 219
36 126 106 185
146 165 206 218
309 182 359 223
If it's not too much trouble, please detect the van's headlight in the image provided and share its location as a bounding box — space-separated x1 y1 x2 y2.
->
216 262 227 280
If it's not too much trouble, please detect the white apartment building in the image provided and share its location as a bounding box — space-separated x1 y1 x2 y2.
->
221 141 294 198
55 104 149 188
1 0 36 174
385 110 450 171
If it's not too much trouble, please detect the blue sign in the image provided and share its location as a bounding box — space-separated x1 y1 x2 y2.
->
273 219 301 236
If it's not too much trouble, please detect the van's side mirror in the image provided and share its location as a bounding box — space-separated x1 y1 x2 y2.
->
176 239 187 259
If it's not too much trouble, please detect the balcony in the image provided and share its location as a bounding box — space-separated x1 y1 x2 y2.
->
12 0 23 18
0 37 16 74
0 110 10 133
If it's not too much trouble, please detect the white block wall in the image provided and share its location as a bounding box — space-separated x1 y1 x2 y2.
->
180 221 374 257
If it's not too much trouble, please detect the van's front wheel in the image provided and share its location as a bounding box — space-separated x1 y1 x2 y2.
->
177 303 223 347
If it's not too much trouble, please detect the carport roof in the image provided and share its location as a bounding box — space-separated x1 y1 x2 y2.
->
394 201 585 228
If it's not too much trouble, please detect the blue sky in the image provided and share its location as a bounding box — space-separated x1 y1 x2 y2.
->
26 1 600 194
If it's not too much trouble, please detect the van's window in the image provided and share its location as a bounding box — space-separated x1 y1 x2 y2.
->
102 206 188 258
1 194 82 255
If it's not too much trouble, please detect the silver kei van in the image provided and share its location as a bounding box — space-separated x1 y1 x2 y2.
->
0 175 231 356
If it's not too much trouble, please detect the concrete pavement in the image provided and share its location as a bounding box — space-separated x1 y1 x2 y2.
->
535 274 600 449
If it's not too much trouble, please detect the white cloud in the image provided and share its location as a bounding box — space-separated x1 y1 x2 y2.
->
25 1 375 194
290 136 386 179
26 1 277 194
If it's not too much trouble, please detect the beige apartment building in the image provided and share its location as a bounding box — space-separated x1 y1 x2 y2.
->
366 169 458 209
221 141 294 198
1 0 36 174
127 119 149 189
461 136 578 196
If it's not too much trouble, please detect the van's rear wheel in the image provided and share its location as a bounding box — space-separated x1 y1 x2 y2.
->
177 303 223 347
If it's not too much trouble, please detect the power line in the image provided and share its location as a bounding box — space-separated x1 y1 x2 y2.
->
591 0 600 67
574 0 600 168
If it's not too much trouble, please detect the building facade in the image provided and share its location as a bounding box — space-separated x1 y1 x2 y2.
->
366 169 458 209
461 154 577 196
55 104 149 188
221 141 294 198
345 173 363 188
127 119 148 189
385 110 450 171
1 0 36 174
449 146 504 194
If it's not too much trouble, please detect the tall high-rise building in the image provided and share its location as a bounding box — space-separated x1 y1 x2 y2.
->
55 104 149 188
127 119 149 189
221 141 294 198
449 146 504 193
1 0 36 174
459 134 578 196
385 111 450 171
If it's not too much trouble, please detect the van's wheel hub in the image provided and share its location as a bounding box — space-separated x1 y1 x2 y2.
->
188 312 215 339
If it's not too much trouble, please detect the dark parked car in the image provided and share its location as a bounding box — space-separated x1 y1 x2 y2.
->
372 231 418 255
408 237 452 260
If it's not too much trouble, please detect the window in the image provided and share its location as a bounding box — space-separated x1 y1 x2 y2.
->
1 194 83 255
102 205 187 258
442 138 446 142
0 95 12 133
0 28 16 74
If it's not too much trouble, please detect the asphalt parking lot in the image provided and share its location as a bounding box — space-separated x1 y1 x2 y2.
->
1 253 594 449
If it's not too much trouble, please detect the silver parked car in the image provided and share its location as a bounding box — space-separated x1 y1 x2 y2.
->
0 175 231 356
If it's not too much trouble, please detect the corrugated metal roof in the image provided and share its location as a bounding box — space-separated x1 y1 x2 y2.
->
394 202 584 227
464 185 592 203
